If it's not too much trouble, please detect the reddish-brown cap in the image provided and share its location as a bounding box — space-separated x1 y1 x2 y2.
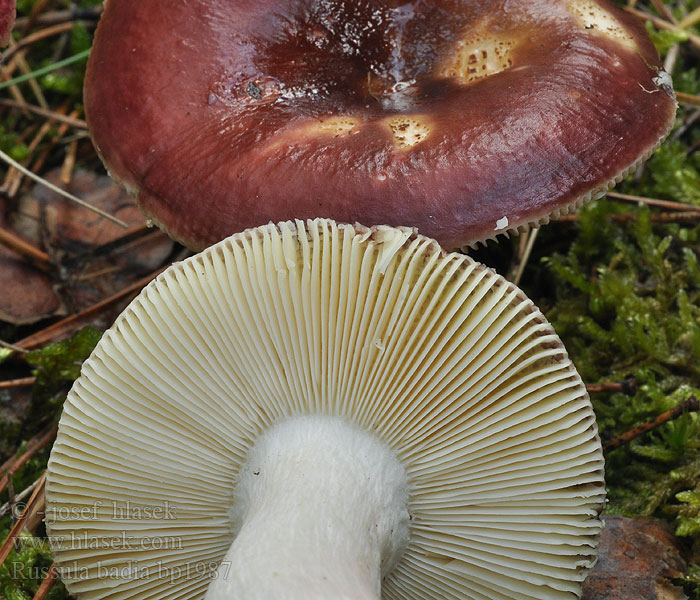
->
85 0 677 250
0 0 15 46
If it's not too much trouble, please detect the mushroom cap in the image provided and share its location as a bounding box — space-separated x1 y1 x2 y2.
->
0 0 15 46
46 219 605 600
85 0 676 251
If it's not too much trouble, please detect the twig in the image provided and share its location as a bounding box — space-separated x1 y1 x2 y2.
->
673 110 700 140
512 228 539 286
74 265 121 282
8 106 84 197
677 91 700 109
554 211 700 223
0 148 128 228
21 0 51 36
649 0 677 24
622 6 700 52
0 376 36 390
0 424 56 476
0 48 91 91
605 191 700 213
4 101 71 195
689 138 700 158
13 6 103 29
0 22 75 65
32 563 57 600
62 226 165 269
8 43 49 110
58 130 90 144
0 51 30 110
16 268 166 350
586 379 637 395
0 98 88 128
678 6 700 29
0 425 58 495
663 43 680 76
0 226 52 271
60 138 78 184
603 396 700 455
0 472 47 572
0 339 27 353
0 475 43 518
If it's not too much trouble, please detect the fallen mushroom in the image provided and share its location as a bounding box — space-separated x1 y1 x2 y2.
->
0 244 59 324
0 213 59 325
46 219 605 599
11 169 174 312
84 0 676 251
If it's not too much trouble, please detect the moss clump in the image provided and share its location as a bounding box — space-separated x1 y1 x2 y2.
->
533 21 700 590
0 532 70 600
0 329 102 599
531 13 700 592
25 327 102 398
19 327 102 440
544 200 700 506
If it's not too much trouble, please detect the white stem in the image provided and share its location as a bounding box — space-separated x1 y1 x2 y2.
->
206 417 410 600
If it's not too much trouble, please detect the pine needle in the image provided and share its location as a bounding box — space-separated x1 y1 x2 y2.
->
0 48 91 90
0 148 128 228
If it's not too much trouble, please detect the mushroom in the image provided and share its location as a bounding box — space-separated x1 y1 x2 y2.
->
46 219 605 599
84 0 676 251
0 0 15 46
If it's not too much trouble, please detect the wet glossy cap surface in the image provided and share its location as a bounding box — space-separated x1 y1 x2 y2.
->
85 0 677 250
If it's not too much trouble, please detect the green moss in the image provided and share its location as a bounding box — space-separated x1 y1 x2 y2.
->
0 329 101 598
0 532 70 600
535 14 700 575
25 327 102 394
0 327 101 468
2 0 699 598
0 126 30 162
645 22 688 56
545 196 700 472
23 324 99 411
637 141 700 205
674 490 700 537
0 410 22 459
537 37 700 585
15 0 38 13
37 24 91 97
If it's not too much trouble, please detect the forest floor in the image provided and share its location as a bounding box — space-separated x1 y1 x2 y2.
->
0 0 700 598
